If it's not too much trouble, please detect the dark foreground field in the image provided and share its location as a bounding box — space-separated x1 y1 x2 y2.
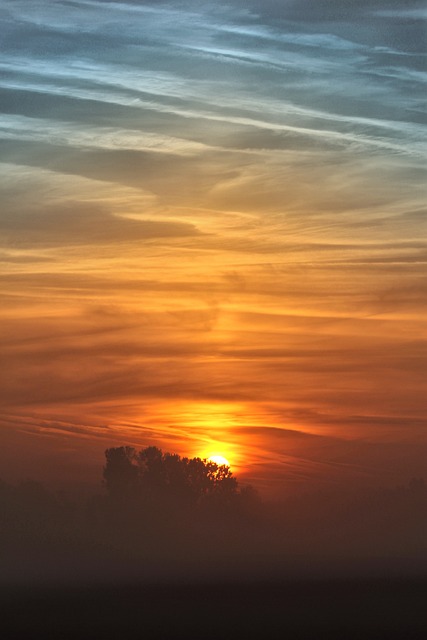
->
2 578 426 640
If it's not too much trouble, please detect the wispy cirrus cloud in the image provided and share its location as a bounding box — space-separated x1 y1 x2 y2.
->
1 0 426 492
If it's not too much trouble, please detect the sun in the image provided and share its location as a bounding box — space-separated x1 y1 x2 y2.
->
207 455 230 467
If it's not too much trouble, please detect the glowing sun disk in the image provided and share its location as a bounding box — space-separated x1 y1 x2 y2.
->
208 455 230 467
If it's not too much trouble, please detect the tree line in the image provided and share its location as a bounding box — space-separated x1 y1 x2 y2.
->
103 445 258 514
0 446 425 587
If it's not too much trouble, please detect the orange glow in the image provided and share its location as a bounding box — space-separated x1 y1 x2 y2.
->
1 0 425 501
159 400 262 474
207 455 230 467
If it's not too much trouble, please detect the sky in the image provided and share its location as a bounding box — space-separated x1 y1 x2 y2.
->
1 0 426 497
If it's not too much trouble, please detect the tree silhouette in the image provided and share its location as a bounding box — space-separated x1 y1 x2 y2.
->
103 446 139 499
100 445 261 552
103 446 249 517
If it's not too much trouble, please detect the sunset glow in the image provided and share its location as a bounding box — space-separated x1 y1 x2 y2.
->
207 455 230 468
0 0 426 500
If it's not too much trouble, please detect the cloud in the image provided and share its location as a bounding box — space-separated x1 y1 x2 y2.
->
0 139 245 204
0 0 425 498
0 113 210 156
0 202 200 247
0 251 54 263
229 0 426 21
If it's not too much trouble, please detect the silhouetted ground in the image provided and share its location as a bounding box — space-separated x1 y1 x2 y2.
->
2 578 426 639
1 471 426 637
